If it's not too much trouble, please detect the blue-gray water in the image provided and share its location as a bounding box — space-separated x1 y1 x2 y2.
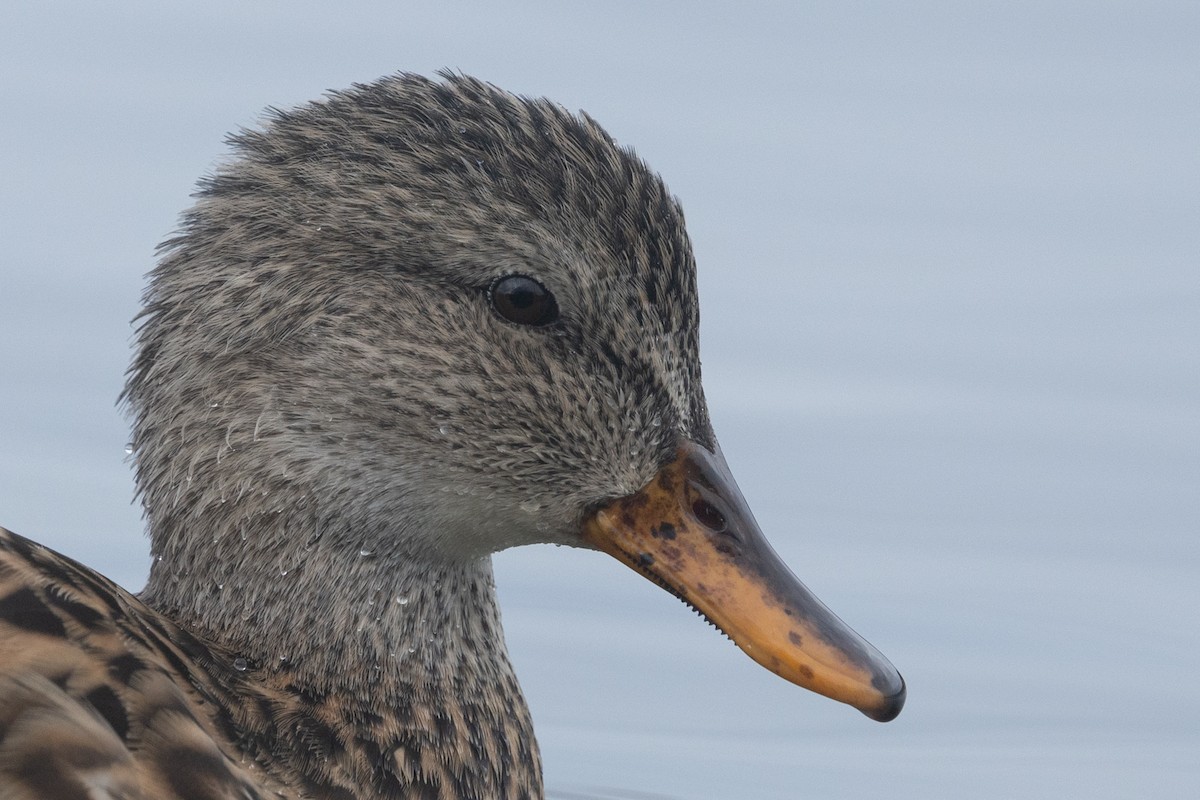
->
1 2 1197 798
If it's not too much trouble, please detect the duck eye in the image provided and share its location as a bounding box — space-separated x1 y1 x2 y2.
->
488 274 559 326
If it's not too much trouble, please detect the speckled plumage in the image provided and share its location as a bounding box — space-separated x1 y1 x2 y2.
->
0 71 906 798
1 73 708 797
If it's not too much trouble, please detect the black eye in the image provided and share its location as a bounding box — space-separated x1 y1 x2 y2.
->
488 274 559 326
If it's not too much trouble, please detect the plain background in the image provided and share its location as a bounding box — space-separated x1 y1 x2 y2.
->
1 2 1197 798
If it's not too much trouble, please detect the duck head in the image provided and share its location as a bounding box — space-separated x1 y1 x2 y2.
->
128 73 903 721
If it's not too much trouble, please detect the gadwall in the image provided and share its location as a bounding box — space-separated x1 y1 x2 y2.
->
0 72 904 799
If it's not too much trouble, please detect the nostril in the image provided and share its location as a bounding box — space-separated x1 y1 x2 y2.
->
691 498 727 533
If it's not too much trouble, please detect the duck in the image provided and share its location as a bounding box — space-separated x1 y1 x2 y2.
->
0 72 904 799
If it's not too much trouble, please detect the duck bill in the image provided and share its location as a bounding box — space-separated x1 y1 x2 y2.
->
581 440 905 722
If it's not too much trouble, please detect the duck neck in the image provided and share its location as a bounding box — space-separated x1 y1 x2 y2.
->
140 507 543 796
140 509 516 695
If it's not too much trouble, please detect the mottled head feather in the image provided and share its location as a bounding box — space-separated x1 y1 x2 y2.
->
126 72 711 569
